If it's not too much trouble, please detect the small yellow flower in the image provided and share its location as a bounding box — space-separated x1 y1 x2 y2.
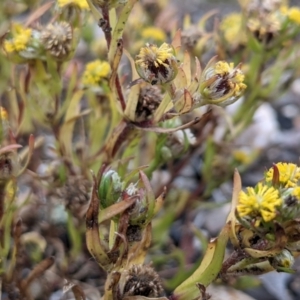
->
292 187 300 199
3 23 32 53
220 13 247 46
135 43 178 85
57 0 89 9
266 162 300 188
237 183 282 222
82 60 111 86
0 107 8 121
283 6 300 25
141 27 166 42
200 60 246 106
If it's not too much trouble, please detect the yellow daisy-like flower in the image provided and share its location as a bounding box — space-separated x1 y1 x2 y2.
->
57 0 89 9
135 43 178 85
237 183 282 222
3 23 32 53
220 13 247 46
141 27 166 42
266 162 300 188
200 60 247 106
82 60 111 86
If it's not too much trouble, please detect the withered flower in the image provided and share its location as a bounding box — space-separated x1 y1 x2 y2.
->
41 21 73 60
59 176 91 218
247 13 281 43
181 26 202 49
135 84 162 122
199 60 246 106
135 43 178 85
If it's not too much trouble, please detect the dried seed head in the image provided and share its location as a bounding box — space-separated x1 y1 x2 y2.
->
58 176 91 218
181 26 202 49
126 224 142 242
135 43 178 85
41 22 73 60
120 264 164 298
135 84 162 122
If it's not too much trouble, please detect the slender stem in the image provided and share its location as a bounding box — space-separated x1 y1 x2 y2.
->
101 6 126 111
0 182 7 248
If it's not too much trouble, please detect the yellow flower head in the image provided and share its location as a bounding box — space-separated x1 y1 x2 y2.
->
135 43 178 85
220 13 247 46
282 6 300 25
200 60 247 106
266 162 300 188
141 27 166 42
0 107 8 121
57 0 89 9
292 187 300 199
82 60 111 86
237 182 282 222
3 23 32 53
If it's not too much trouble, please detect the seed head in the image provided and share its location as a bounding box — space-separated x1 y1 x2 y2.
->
135 84 162 122
120 264 164 298
41 22 73 60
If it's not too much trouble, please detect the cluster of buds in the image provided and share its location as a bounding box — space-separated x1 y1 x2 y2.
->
222 162 300 278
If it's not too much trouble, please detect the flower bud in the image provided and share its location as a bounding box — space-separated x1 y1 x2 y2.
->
269 249 294 270
135 43 178 85
98 170 123 208
199 60 246 106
